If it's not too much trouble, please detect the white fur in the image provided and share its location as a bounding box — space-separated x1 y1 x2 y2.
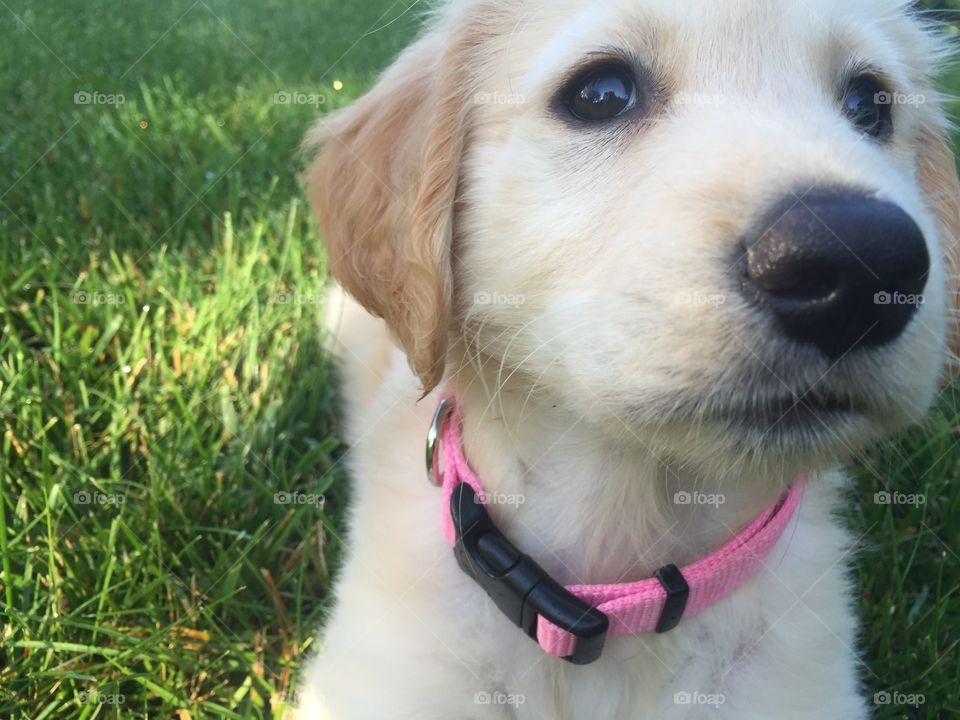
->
296 1 955 717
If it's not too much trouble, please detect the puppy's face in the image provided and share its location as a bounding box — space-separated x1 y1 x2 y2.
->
308 0 960 471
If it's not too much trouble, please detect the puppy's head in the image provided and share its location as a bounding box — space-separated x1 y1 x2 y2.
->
307 0 960 471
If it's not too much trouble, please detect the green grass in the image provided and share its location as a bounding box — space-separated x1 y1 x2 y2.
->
0 1 958 718
0 0 420 716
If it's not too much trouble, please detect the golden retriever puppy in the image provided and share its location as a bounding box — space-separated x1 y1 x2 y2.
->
297 1 960 718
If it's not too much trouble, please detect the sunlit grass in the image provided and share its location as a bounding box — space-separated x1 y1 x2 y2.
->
0 1 958 718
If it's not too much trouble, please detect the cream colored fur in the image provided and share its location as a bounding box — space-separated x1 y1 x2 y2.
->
296 1 960 718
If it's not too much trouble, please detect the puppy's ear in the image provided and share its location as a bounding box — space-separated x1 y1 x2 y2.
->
305 34 469 394
917 126 960 375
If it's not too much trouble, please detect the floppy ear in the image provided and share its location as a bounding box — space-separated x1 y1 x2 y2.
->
305 34 470 394
917 125 960 375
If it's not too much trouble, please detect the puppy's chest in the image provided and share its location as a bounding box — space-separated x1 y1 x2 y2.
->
499 630 743 720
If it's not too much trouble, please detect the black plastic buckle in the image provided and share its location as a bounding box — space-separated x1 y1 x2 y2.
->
450 482 609 665
653 564 689 633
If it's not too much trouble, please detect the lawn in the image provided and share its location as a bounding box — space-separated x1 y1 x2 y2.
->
0 1 958 718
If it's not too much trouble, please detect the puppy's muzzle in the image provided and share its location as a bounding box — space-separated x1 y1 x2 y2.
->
742 191 930 358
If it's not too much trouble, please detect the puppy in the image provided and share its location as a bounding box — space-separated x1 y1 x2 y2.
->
296 1 960 718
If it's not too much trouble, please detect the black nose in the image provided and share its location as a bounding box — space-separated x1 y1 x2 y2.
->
743 191 929 358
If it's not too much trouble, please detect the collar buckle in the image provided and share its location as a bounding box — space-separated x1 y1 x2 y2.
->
425 398 454 487
449 482 609 665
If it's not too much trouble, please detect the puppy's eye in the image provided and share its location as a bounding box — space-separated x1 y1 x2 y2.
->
564 63 638 122
842 75 893 139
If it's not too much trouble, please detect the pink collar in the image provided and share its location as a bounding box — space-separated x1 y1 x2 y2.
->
427 397 805 665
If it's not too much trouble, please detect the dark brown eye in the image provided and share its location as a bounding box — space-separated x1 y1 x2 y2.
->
842 75 893 140
564 63 638 122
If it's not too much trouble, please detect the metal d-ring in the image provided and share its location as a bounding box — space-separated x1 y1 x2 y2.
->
425 397 454 487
